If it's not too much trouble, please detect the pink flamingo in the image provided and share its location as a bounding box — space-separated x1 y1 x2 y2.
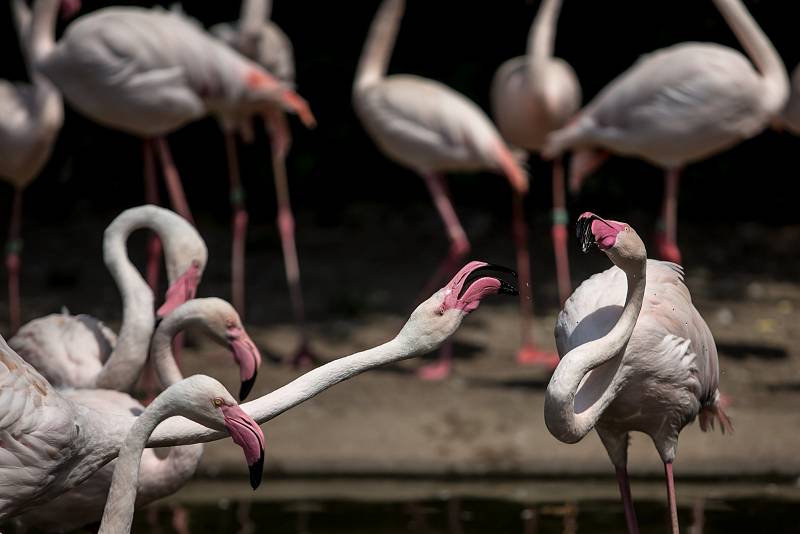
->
10 205 208 392
491 0 581 309
0 260 512 520
33 1 314 300
543 0 788 265
211 0 320 366
353 0 541 379
0 0 78 333
15 298 262 532
96 375 265 534
545 212 732 534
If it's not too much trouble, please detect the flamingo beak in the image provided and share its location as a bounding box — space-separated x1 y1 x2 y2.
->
157 263 201 318
228 326 262 400
576 212 625 252
441 261 519 314
221 404 265 490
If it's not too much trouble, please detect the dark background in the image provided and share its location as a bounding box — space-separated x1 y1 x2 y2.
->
1 0 799 246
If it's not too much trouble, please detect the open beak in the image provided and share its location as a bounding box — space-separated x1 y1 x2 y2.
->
228 327 262 400
442 261 519 313
221 404 265 490
576 212 624 252
157 264 201 318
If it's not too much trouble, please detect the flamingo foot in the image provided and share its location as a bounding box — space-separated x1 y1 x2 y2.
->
516 344 559 369
287 340 321 369
654 231 682 265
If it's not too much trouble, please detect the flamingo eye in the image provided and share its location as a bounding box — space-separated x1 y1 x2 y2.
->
213 397 224 407
226 319 236 328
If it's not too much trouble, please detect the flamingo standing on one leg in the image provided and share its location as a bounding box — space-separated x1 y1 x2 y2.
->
0 0 78 333
0 260 512 519
544 212 732 534
15 298 262 532
10 205 207 392
353 0 541 379
32 1 315 297
491 0 581 310
543 0 788 265
211 0 319 366
97 375 265 534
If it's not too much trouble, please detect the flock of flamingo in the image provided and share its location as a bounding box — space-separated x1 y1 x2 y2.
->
0 0 791 531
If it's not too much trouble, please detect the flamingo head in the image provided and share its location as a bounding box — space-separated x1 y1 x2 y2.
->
60 0 81 19
157 259 205 319
173 375 265 489
244 69 316 129
576 212 646 265
396 262 518 356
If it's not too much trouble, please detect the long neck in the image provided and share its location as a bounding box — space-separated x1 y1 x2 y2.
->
93 215 156 391
98 395 176 534
12 0 32 52
30 0 59 64
526 0 562 77
544 257 646 443
239 0 270 34
149 336 413 446
150 302 207 389
712 0 788 114
353 0 404 94
20 0 63 132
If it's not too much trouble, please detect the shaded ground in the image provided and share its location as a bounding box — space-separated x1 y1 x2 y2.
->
5 204 800 486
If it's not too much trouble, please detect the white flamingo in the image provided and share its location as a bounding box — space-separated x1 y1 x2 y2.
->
211 0 318 366
33 0 314 300
779 64 800 133
491 0 581 308
353 0 540 380
0 260 514 520
543 0 788 265
15 298 261 532
10 205 208 392
0 0 78 332
545 212 732 534
96 375 265 534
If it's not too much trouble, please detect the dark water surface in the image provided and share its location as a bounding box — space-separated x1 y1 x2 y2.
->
134 497 798 533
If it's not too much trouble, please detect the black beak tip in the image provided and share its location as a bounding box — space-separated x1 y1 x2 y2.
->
249 450 265 490
460 263 519 299
239 372 257 401
576 215 597 254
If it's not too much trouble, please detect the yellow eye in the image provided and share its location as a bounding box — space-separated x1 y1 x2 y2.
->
213 397 224 407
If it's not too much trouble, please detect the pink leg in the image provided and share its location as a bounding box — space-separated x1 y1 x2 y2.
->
615 466 640 534
171 504 190 534
655 168 682 264
665 461 680 534
225 131 248 317
6 188 23 334
154 136 194 225
512 192 558 369
264 111 319 368
415 172 469 380
551 157 572 306
143 139 162 294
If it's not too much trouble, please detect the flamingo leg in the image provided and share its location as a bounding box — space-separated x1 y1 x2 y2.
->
655 168 682 264
5 188 23 333
615 466 640 534
263 110 319 368
143 139 163 294
224 131 248 317
416 172 469 380
512 192 558 368
551 156 571 305
154 136 194 225
665 461 680 534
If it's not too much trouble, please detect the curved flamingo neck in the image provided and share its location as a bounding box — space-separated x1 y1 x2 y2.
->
354 0 404 94
149 334 428 447
544 255 646 443
526 0 562 79
151 299 215 388
239 0 271 34
21 0 62 131
712 0 788 114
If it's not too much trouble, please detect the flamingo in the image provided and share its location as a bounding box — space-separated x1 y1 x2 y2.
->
0 260 513 520
542 0 788 265
0 0 78 333
32 0 315 300
491 0 581 308
211 0 319 366
10 205 208 392
353 0 540 379
544 212 732 534
15 298 261 532
779 64 800 132
96 375 264 534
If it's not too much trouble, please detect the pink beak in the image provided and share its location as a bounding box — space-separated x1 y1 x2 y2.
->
228 326 262 400
440 261 519 314
157 263 201 318
221 404 265 490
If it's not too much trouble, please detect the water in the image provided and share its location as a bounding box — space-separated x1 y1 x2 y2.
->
135 496 799 533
